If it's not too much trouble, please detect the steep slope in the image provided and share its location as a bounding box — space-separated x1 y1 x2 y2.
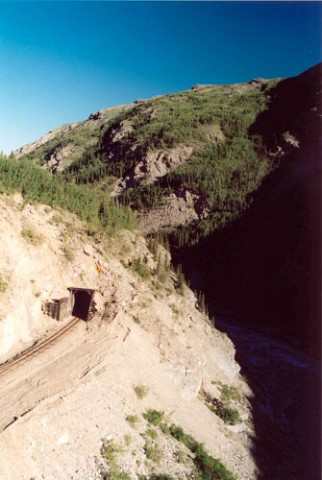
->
15 103 132 173
0 193 253 480
15 78 279 241
173 62 322 356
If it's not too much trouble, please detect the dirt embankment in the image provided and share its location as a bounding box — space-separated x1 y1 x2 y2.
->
0 194 255 480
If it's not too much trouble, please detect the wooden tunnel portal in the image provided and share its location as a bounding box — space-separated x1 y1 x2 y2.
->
68 287 95 321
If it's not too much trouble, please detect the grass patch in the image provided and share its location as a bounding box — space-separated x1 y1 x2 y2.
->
100 439 131 480
126 414 140 428
145 428 158 440
143 409 164 426
134 384 149 399
143 439 162 464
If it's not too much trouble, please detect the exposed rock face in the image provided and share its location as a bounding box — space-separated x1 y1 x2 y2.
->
14 124 78 159
139 190 208 234
46 143 83 172
103 118 195 193
112 145 195 196
134 145 194 184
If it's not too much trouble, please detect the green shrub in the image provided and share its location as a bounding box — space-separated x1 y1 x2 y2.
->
143 409 164 426
216 406 241 426
203 392 241 425
145 428 158 440
167 423 237 480
168 424 198 452
143 439 162 464
126 414 140 428
133 384 149 399
220 385 241 403
100 439 131 480
101 439 123 465
194 443 237 480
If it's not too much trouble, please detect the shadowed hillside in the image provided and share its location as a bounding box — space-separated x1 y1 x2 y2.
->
172 63 322 357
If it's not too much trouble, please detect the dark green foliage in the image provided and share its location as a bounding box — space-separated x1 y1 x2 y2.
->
63 147 110 184
167 423 237 480
100 439 131 480
142 409 164 426
220 385 241 403
0 154 136 233
194 444 237 480
216 407 241 426
120 184 168 210
168 425 198 452
16 82 278 247
105 84 277 245
203 392 241 426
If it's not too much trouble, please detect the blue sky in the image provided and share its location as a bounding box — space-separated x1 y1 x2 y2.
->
0 1 321 153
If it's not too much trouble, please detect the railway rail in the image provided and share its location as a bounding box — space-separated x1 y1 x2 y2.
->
0 317 80 378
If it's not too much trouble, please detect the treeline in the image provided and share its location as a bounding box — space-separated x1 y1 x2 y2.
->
0 154 136 232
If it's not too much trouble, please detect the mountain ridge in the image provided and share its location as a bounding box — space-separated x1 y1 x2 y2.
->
12 63 322 358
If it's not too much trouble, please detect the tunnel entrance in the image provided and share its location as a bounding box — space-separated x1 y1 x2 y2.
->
68 287 95 321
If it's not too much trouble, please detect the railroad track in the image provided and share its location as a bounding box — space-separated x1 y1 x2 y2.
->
0 317 80 378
